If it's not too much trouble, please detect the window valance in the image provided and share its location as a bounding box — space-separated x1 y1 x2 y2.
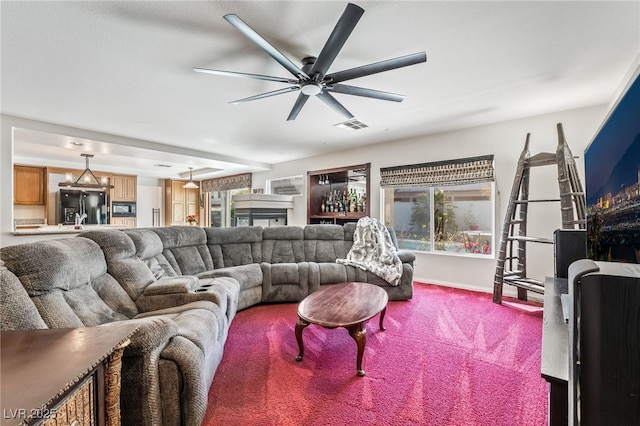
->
201 173 252 192
380 155 494 188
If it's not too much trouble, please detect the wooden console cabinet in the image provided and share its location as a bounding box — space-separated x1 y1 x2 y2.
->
1 325 137 426
307 163 370 224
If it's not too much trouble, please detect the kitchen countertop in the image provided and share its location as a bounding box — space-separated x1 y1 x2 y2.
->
12 224 133 236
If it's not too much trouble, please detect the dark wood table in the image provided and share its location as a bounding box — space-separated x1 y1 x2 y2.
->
1 324 137 426
295 282 388 377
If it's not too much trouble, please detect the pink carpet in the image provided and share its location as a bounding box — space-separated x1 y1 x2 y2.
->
203 283 548 425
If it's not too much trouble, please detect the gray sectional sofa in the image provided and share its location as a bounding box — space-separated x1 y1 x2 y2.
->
1 223 415 425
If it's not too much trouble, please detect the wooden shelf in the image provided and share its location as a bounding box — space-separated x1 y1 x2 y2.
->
307 163 370 225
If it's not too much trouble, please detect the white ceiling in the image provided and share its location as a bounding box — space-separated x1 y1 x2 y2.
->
2 1 639 180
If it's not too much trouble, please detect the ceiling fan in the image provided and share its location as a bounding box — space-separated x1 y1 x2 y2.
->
194 2 427 121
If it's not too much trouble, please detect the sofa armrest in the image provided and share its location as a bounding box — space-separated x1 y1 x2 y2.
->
134 300 220 317
103 316 178 356
143 276 200 296
396 249 416 264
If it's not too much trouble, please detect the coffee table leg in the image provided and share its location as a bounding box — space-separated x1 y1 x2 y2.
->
379 306 387 331
348 323 367 377
295 318 309 362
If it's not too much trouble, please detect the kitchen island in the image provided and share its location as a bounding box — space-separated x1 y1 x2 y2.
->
12 224 134 236
2 224 136 248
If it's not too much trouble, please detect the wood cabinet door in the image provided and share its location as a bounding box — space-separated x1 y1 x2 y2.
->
14 165 45 205
124 177 136 200
186 187 199 217
121 218 136 227
112 175 137 201
171 181 187 224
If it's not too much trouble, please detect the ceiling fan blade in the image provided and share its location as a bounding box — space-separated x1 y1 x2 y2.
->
327 51 427 83
230 86 300 104
316 92 354 120
310 3 364 80
224 14 309 80
327 84 405 102
193 67 298 84
287 93 310 121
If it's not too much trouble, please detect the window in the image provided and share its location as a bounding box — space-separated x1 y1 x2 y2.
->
209 188 250 227
266 175 304 196
383 183 494 256
201 173 252 228
381 155 495 257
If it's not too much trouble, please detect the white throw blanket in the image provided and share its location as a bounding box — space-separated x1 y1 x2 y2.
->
337 217 403 286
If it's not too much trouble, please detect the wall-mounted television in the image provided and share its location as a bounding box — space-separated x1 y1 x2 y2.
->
585 70 640 263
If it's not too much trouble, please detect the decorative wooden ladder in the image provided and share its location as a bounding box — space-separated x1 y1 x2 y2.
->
493 123 586 304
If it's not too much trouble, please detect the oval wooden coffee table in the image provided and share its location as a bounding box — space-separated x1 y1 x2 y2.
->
295 282 388 377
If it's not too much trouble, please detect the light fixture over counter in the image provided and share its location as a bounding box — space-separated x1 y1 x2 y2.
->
183 167 199 189
58 153 114 189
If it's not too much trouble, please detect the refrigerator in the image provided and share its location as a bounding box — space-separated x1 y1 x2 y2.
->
58 189 109 225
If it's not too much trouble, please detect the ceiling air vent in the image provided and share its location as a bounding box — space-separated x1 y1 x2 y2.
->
334 119 369 131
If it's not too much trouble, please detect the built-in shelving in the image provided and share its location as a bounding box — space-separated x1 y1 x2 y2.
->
307 163 370 225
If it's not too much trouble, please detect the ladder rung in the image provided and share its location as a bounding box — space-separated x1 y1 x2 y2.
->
506 219 525 224
507 236 553 244
504 277 545 294
526 152 556 167
506 276 544 285
560 192 584 196
514 199 561 203
504 270 524 276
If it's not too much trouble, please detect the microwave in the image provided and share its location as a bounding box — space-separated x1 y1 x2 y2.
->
112 201 136 217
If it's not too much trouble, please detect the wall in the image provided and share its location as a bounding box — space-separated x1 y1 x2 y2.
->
252 105 608 295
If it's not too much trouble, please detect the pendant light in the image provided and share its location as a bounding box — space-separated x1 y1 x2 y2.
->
59 153 114 189
183 167 199 189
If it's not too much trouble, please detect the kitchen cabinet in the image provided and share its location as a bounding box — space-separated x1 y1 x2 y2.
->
14 165 46 205
112 217 137 227
111 175 137 201
307 163 370 224
164 179 199 226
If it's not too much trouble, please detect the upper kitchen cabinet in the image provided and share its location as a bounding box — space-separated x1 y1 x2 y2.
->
14 165 46 205
112 174 137 201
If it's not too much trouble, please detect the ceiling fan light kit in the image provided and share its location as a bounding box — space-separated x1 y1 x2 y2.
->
194 2 426 121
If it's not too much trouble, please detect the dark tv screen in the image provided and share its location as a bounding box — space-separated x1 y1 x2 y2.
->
585 72 640 263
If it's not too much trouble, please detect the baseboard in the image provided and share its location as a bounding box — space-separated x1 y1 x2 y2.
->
413 277 544 302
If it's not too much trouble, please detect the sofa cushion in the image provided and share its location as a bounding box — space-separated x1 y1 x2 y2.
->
152 227 214 275
304 224 351 262
0 260 48 330
143 276 200 296
205 226 263 268
199 263 263 291
80 230 159 300
262 226 305 263
1 238 132 327
260 262 311 302
150 226 213 275
124 229 178 278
